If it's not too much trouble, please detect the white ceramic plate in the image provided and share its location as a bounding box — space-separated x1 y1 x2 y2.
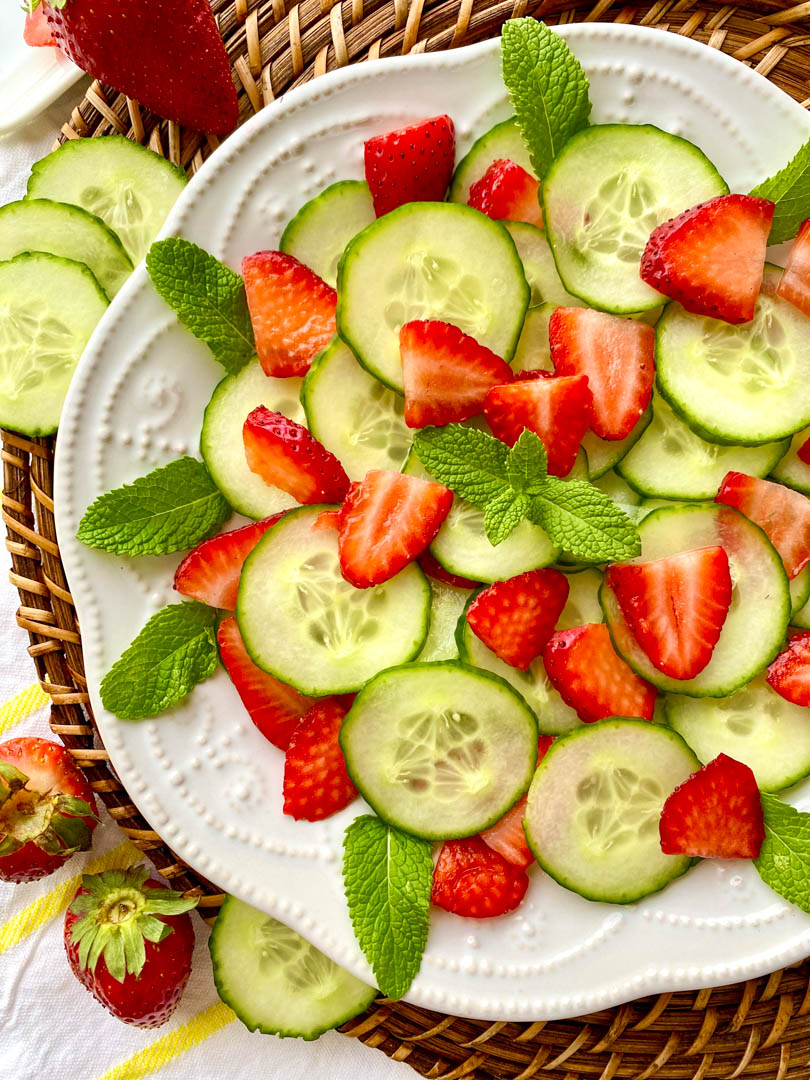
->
0 7 83 136
55 25 810 1021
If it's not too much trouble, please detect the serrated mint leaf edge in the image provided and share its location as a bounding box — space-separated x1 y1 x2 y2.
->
529 478 641 560
750 137 810 245
754 793 810 914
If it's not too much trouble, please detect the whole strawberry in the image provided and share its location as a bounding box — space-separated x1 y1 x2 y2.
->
0 737 97 883
65 865 198 1027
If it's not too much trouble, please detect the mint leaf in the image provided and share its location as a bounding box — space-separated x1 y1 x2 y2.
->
412 425 509 509
100 602 219 720
750 137 810 245
755 793 810 913
146 238 254 375
501 18 591 180
484 489 529 545
529 478 641 561
77 457 230 557
506 429 548 494
343 815 433 1000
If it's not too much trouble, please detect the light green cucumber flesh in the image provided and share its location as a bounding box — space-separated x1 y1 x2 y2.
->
236 506 431 695
524 719 698 903
340 661 538 840
542 124 728 313
449 117 534 204
210 895 376 1039
512 303 553 374
0 252 108 436
0 199 132 300
581 408 652 479
417 580 471 662
792 589 810 629
503 222 581 308
791 566 810 618
556 568 604 628
591 469 641 506
280 180 375 288
771 426 810 495
337 202 529 392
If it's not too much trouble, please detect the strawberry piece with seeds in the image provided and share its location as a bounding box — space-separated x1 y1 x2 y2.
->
659 754 764 859
777 219 810 317
174 513 284 610
24 5 57 46
480 737 554 869
640 194 774 324
466 569 570 670
604 547 733 680
243 407 350 505
431 835 529 918
767 631 810 707
549 308 654 440
400 320 513 428
418 551 479 590
364 115 455 218
283 699 357 821
484 374 593 476
467 159 542 228
242 251 337 378
715 471 810 579
543 623 657 724
338 469 452 588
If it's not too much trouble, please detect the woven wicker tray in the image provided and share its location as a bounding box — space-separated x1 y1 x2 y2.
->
5 1 810 1075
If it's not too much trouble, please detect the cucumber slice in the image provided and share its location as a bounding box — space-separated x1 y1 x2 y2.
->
340 661 538 840
210 895 376 1039
237 506 430 695
0 199 132 300
557 568 604 628
511 303 553 374
666 673 810 792
301 337 411 480
580 408 652 479
524 719 698 903
771 426 810 495
0 253 108 436
26 135 187 263
337 203 529 392
591 470 641 506
601 504 790 696
417 579 471 662
617 393 789 499
656 266 810 445
791 565 810 617
503 222 581 308
542 125 728 313
449 117 534 204
792 590 810 629
200 359 304 519
280 181 375 288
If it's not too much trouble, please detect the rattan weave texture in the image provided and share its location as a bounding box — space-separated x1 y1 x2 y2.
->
5 1 810 1074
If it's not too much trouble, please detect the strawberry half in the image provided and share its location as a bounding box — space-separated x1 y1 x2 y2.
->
604 547 733 680
484 374 593 476
25 5 57 46
242 251 336 378
418 550 479 590
659 754 764 859
549 308 654 440
338 469 452 588
715 471 810 579
243 407 350 505
431 835 529 918
364 115 455 217
777 218 810 317
467 159 542 228
282 699 357 821
466 569 570 670
174 513 284 610
640 194 774 324
767 631 810 707
543 623 657 724
480 736 554 869
217 618 314 750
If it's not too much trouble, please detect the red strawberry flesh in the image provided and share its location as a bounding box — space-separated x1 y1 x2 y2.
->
715 471 810 579
466 569 570 670
174 513 284 610
797 435 810 467
418 550 479 590
25 5 57 46
777 218 810 318
431 835 529 918
243 407 350 505
467 158 542 228
767 631 810 707
364 115 455 217
283 699 357 821
480 736 554 868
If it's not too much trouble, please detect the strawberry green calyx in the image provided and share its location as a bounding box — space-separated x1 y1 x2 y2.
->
0 761 96 859
69 866 199 983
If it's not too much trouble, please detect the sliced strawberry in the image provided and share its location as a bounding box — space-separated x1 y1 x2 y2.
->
243 407 349 505
217 618 314 749
777 218 810 317
431 835 529 918
466 569 570 670
715 471 810 579
767 631 810 706
418 551 479 590
798 435 810 467
338 469 452 588
314 509 341 531
480 737 553 869
659 754 764 859
543 623 657 724
282 699 357 821
640 194 774 324
24 5 57 46
364 116 455 218
548 308 654 440
242 251 336 378
604 547 732 681
467 159 542 228
400 320 513 428
484 374 592 476
173 513 284 610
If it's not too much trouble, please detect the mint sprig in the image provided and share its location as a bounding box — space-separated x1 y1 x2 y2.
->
750 137 810 245
528 476 641 562
755 793 810 913
501 19 591 181
412 425 509 508
343 815 433 1001
146 238 255 375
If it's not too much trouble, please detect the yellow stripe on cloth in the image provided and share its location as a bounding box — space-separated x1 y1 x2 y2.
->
96 1001 236 1080
0 682 51 735
0 840 141 955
